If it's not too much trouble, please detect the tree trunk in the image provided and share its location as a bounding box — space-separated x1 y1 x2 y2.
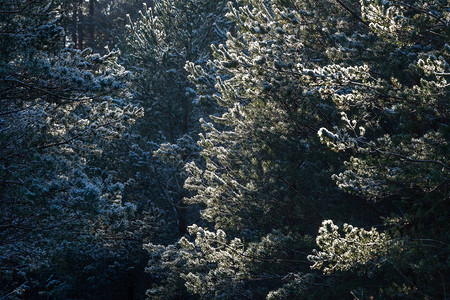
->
72 6 78 48
89 0 95 48
77 3 83 49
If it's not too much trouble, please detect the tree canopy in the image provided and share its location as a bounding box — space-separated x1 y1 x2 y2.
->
0 0 448 299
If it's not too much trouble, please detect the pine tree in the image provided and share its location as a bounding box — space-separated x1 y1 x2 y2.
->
144 0 449 298
125 0 231 143
309 0 449 297
143 0 373 298
0 0 143 297
122 0 233 243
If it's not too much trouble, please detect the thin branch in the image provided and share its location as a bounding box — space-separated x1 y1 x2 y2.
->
410 238 449 247
3 77 83 102
394 1 448 27
375 149 448 169
36 134 83 150
335 0 369 27
0 180 24 186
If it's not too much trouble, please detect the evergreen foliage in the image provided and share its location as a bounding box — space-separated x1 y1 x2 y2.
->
145 0 449 298
0 0 143 297
144 0 362 298
310 0 449 297
0 0 448 298
122 0 234 237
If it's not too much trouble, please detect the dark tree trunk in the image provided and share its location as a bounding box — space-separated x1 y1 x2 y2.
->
72 6 78 48
77 4 83 49
182 98 188 135
89 0 95 48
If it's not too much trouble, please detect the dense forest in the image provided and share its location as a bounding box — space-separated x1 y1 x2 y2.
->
0 0 449 299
